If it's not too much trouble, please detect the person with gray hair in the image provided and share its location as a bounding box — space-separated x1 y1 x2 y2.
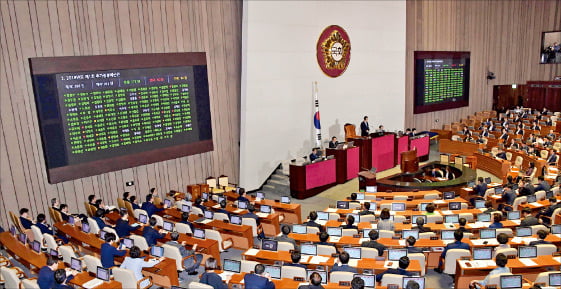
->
164 231 202 275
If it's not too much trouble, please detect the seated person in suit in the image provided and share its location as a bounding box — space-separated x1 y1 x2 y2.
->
375 256 415 282
285 250 307 269
377 208 394 231
58 204 71 222
114 210 137 237
470 253 509 289
328 136 339 149
351 277 365 289
331 251 357 273
458 217 470 233
435 230 470 273
88 194 98 208
520 208 540 227
140 193 167 217
405 236 424 253
482 200 498 214
165 231 203 275
495 233 510 254
499 185 517 212
358 202 375 216
92 209 108 230
496 148 507 160
274 225 298 250
499 128 509 141
361 229 386 257
194 198 206 211
489 213 504 229
303 211 324 231
376 125 385 133
200 258 229 289
236 187 249 203
360 116 370 137
119 246 162 288
51 198 61 212
340 215 358 230
38 256 76 289
348 193 361 205
142 217 165 247
309 148 320 162
535 176 551 192
315 231 337 249
537 197 561 224
297 272 324 289
424 203 436 215
129 195 141 211
53 269 74 289
529 229 552 246
180 212 195 232
19 208 33 230
100 232 127 268
415 217 432 233
35 213 68 243
244 264 275 289
216 200 231 218
243 204 265 239
470 177 487 206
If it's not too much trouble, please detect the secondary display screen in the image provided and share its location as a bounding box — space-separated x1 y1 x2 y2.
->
414 51 470 114
30 53 213 183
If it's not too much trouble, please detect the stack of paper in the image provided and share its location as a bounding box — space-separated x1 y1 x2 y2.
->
530 202 542 207
519 258 537 266
440 210 453 215
309 256 329 264
329 236 341 243
348 259 359 267
245 248 259 256
325 208 338 213
553 256 561 263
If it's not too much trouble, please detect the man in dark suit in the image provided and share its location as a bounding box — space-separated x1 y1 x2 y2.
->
547 151 558 165
315 231 337 250
236 188 250 203
329 136 339 149
331 251 358 273
242 204 265 239
499 128 509 142
100 233 127 268
297 272 324 289
165 231 202 275
481 127 490 137
216 200 231 218
415 217 432 233
375 256 415 282
309 148 320 162
470 177 487 206
529 230 552 246
92 209 107 230
360 116 370 137
538 197 561 224
19 208 33 230
274 225 298 250
535 176 551 192
435 230 470 273
199 258 228 289
303 211 324 231
358 202 375 216
114 210 137 237
520 208 540 227
340 215 358 230
361 229 386 257
142 217 165 247
499 185 517 212
496 149 507 160
284 250 307 269
244 264 275 289
405 236 424 253
38 257 76 289
140 193 167 217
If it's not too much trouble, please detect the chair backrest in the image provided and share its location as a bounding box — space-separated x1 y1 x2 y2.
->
213 212 229 222
536 244 557 256
535 271 561 286
494 247 517 258
394 215 406 224
102 227 119 238
204 229 226 251
133 209 148 220
495 228 513 237
117 198 126 210
380 203 392 210
535 190 546 201
317 245 336 256
277 241 294 252
443 249 471 274
124 201 134 218
380 273 404 287
359 215 376 223
20 278 39 289
348 202 361 209
240 260 259 273
0 266 20 289
515 156 523 167
9 211 24 233
84 202 94 217
344 124 357 141
59 245 77 264
408 253 426 276
152 215 164 227
281 265 306 280
328 213 340 220
30 225 43 244
512 196 527 211
541 150 549 159
48 207 62 224
83 255 102 274
393 195 408 201
191 207 203 216
361 247 379 259
342 229 358 237
329 271 355 283
486 273 513 287
87 218 101 235
419 232 436 239
175 222 193 235
483 188 495 199
188 281 214 289
530 224 548 235
426 215 443 223
130 235 150 251
506 152 512 161
162 244 184 271
306 226 320 235
112 267 138 289
43 233 58 251
379 230 394 239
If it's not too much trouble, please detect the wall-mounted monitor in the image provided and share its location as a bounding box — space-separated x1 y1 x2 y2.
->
30 53 213 183
414 51 470 114
540 31 561 64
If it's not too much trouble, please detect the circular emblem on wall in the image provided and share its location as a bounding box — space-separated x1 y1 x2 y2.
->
316 25 351 78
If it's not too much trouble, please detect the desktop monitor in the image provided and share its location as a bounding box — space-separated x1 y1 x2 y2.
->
419 203 430 211
549 272 561 286
354 274 376 289
500 275 522 289
151 246 164 257
292 224 307 234
264 265 281 279
516 227 532 237
256 192 265 199
367 202 377 212
387 249 408 261
307 270 328 285
260 205 272 214
18 233 27 244
99 230 106 241
526 194 537 203
317 211 329 221
301 244 318 256
467 181 475 188
68 216 75 225
444 214 459 224
363 229 373 238
402 230 419 240
122 237 134 249
337 201 349 209
97 266 110 282
474 200 486 209
484 177 492 184
366 186 377 193
202 192 209 201
348 213 360 223
82 222 90 233
193 228 205 239
181 204 191 213
441 230 456 240
230 215 242 225
473 247 493 260
448 202 461 210
507 211 521 220
31 240 41 253
50 249 59 258
356 193 365 200
218 196 226 205
237 201 248 209
477 213 491 222
443 191 455 200
281 196 291 204
552 224 561 234
327 227 342 237
343 247 362 259
163 221 174 232
164 199 172 208
223 259 241 273
518 246 537 258
70 257 82 272
261 239 278 251
412 215 427 224
204 210 214 219
546 191 554 199
479 228 496 239
494 187 504 194
138 214 148 224
403 277 425 289
391 203 406 211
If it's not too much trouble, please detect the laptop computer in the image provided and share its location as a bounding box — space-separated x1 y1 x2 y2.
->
262 239 278 251
507 211 521 220
223 259 241 273
281 196 291 204
484 177 492 184
366 186 377 193
264 265 281 279
473 247 493 260
402 230 419 240
387 249 407 261
327 227 342 237
138 213 148 224
354 274 376 289
441 230 456 240
526 194 537 203
70 257 82 272
193 228 205 239
301 244 317 256
18 233 27 244
163 221 174 232
292 224 307 234
474 200 486 209
419 203 431 211
82 222 90 233
500 275 522 289
444 214 459 224
343 247 361 259
230 215 242 225
412 215 427 224
518 246 537 258
552 224 561 234
181 204 191 213
31 240 41 253
151 246 164 257
549 272 561 287
121 237 134 249
356 193 365 200
317 211 329 221
256 192 265 199
96 266 110 282
237 201 248 209
477 213 491 222
516 227 532 237
479 228 496 239
260 205 272 214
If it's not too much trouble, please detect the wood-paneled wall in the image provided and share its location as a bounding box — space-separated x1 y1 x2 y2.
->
405 0 561 131
0 0 242 229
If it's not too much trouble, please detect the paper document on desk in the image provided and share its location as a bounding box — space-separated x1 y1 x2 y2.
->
348 259 358 267
325 208 338 213
443 223 457 229
256 213 268 218
370 224 378 229
530 202 542 207
329 236 341 243
553 257 561 263
472 260 496 268
471 239 499 246
470 222 490 228
218 272 235 280
233 209 243 214
317 220 327 226
433 200 446 204
352 210 360 214
300 255 311 263
199 219 212 224
442 240 454 245
212 204 220 209
519 258 537 266
245 248 259 256
440 210 453 215
309 256 329 264
398 240 406 246
384 261 399 269
83 279 104 289
511 220 521 225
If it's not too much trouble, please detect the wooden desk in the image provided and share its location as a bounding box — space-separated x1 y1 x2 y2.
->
439 139 484 156
186 214 253 250
54 222 104 253
141 258 179 287
507 149 547 178
225 191 302 224
0 232 47 271
474 153 510 184
363 190 442 200
69 272 122 289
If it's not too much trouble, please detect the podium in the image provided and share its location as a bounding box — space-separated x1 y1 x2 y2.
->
401 150 419 174
358 171 377 191
349 137 372 170
326 146 360 184
289 159 337 199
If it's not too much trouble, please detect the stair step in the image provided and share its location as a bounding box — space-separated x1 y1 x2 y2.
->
268 179 289 186
271 174 289 181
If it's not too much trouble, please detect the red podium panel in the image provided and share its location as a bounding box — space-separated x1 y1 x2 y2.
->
350 137 372 170
326 146 360 184
289 159 337 199
396 135 409 165
410 135 430 161
371 133 396 172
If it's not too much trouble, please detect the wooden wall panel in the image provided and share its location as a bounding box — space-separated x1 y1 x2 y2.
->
0 0 242 230
405 0 561 131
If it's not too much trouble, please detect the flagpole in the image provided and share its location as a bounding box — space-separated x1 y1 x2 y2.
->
313 81 322 148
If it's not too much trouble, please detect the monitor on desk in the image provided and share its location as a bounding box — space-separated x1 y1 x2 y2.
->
281 196 291 204
494 187 504 195
391 203 406 211
9 225 16 236
412 215 427 224
552 224 561 234
31 240 41 253
163 221 174 232
480 228 496 239
193 228 205 239
550 272 561 286
403 277 425 289
500 275 522 289
444 214 459 224
261 239 278 252
99 230 106 241
449 202 461 210
443 191 455 200
419 203 430 211
202 192 209 201
441 230 455 240
301 244 317 256
526 194 537 203
256 192 265 199
518 246 537 258
402 230 419 240
204 210 214 220
237 201 248 209
308 270 328 285
356 193 365 200
82 222 90 233
138 213 148 224
164 199 172 208
122 237 133 249
181 204 191 213
70 257 82 272
362 229 373 238
97 266 110 282
230 215 242 225
343 247 362 259
292 224 307 234
68 216 75 225
50 249 59 258
317 211 329 221
18 233 27 244
467 181 475 188
507 211 521 220
387 249 408 261
477 213 491 222
366 186 377 193
354 274 376 289
151 246 164 257
337 201 349 209
516 227 532 237
473 247 493 260
264 265 281 279
223 259 241 273
260 205 272 214
546 190 554 199
474 200 486 209
327 227 342 237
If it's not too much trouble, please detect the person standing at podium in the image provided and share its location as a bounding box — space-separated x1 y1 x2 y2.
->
329 137 339 148
360 116 370 137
